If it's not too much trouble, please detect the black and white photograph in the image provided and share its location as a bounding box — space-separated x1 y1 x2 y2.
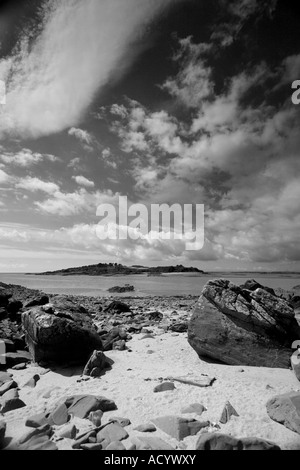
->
0 0 300 453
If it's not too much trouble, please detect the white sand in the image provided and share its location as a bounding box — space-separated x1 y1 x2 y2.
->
3 318 300 450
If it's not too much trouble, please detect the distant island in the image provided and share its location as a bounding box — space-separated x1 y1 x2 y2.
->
33 263 205 276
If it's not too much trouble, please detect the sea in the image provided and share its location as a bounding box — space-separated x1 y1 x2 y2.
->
0 272 299 298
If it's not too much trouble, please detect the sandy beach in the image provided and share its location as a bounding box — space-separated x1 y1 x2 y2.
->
1 293 300 451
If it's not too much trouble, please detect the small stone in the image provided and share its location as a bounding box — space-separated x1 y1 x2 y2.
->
80 443 102 450
96 423 128 449
132 435 174 450
0 380 18 397
12 363 27 371
153 382 175 393
24 374 40 389
152 416 210 440
108 417 131 427
26 413 49 429
72 431 97 449
0 372 12 386
219 401 239 424
89 410 103 427
181 404 207 415
49 403 69 426
134 423 156 433
56 423 77 440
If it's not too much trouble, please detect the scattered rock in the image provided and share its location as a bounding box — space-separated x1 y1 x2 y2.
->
0 380 18 397
109 417 131 427
56 423 77 440
266 392 300 434
181 404 207 415
152 416 210 440
83 350 112 377
89 410 103 427
219 401 239 424
17 424 57 450
0 388 26 413
24 374 40 388
26 413 49 429
153 382 176 393
49 403 69 426
63 395 117 419
134 423 156 433
24 295 49 308
169 322 188 333
96 422 129 449
104 301 131 314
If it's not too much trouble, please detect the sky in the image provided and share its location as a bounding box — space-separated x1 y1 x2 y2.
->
0 0 300 273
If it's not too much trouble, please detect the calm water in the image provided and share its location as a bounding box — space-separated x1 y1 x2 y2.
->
0 272 299 297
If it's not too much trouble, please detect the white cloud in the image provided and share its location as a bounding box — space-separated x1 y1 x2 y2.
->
0 0 178 139
0 169 11 184
72 175 95 188
68 127 93 145
16 177 60 194
0 149 57 167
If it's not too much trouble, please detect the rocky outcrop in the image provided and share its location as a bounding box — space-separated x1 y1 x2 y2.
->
266 392 300 434
188 279 300 368
22 299 103 365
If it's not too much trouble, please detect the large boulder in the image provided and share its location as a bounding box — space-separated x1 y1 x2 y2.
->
266 392 300 435
188 279 300 368
22 299 103 365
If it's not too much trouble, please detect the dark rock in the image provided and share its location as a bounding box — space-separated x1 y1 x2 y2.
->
169 322 188 333
24 295 49 308
152 416 209 440
0 394 26 413
96 422 129 449
219 401 239 424
0 308 7 320
266 392 300 434
153 382 176 393
104 301 131 314
22 300 103 364
0 292 11 307
240 279 275 296
0 351 31 369
196 433 280 450
108 285 135 293
188 279 300 367
63 395 117 419
83 350 112 377
148 311 163 322
7 300 23 319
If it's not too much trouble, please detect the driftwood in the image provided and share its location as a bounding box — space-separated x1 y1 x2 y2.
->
165 375 216 388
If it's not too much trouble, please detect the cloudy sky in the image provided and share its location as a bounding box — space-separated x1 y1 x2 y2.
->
0 0 300 273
